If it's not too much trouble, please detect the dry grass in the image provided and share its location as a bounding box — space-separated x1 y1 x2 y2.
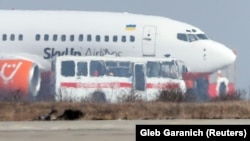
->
0 89 249 121
0 100 250 121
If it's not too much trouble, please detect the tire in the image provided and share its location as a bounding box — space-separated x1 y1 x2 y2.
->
91 91 107 103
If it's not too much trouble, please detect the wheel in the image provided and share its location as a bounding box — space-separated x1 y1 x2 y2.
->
91 91 107 103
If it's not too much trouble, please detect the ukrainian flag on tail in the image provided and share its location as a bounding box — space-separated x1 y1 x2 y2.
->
126 24 136 31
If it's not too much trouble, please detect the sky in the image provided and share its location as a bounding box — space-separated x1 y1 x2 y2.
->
0 0 249 91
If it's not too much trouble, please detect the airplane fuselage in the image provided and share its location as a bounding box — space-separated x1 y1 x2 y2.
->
0 10 236 74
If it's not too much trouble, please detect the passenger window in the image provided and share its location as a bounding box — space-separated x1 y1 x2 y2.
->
146 61 160 77
120 62 130 67
2 34 7 41
130 35 135 42
77 62 88 76
18 34 23 41
35 34 41 41
53 34 58 41
87 34 92 42
161 62 172 78
105 61 131 77
121 36 126 42
177 33 188 42
104 35 109 42
70 35 74 42
113 35 118 42
10 34 15 41
61 61 75 77
117 62 131 77
44 34 49 41
170 63 178 79
96 35 101 42
79 34 83 41
90 60 105 77
61 35 66 41
161 61 178 79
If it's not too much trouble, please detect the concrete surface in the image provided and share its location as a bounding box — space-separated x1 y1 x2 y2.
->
0 119 249 141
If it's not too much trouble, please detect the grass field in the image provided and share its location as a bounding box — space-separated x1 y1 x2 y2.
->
1 100 250 121
0 89 249 121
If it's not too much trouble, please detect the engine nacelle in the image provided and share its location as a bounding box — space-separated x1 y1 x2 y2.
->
0 59 40 100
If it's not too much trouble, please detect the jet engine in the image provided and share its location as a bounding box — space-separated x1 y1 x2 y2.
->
0 59 40 101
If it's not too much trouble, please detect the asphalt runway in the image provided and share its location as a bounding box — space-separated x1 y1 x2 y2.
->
0 119 250 141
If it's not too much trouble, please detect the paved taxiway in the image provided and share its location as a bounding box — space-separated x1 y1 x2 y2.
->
0 119 250 141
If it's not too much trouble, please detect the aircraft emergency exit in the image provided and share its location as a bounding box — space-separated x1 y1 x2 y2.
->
0 9 236 99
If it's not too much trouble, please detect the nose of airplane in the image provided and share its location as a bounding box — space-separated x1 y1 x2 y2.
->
227 48 237 64
212 41 236 68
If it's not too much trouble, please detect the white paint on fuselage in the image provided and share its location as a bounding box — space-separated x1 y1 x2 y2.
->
0 10 236 74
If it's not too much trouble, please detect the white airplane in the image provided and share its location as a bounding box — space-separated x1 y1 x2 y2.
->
0 9 236 99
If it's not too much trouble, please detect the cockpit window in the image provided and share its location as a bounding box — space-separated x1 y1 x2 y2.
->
187 34 198 42
196 34 209 40
177 33 188 41
177 33 209 42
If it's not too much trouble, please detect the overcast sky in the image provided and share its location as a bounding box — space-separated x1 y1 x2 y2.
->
0 0 249 91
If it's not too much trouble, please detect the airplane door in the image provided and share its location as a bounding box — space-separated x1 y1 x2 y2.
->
142 26 157 56
133 63 146 91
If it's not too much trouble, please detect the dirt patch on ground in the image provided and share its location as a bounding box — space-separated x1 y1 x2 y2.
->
0 100 250 121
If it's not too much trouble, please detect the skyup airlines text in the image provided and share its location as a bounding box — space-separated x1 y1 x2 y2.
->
43 47 122 59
